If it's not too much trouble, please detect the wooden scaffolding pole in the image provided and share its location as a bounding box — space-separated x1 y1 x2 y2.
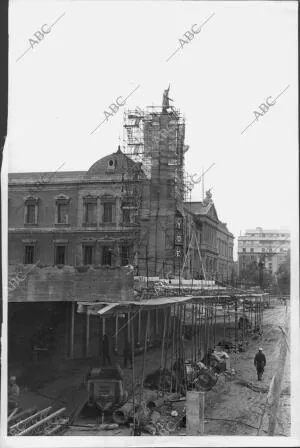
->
130 314 136 432
86 311 90 358
139 312 149 411
195 232 206 280
70 302 75 359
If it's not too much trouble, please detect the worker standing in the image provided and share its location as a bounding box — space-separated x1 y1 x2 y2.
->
102 334 111 366
8 376 20 412
254 347 266 381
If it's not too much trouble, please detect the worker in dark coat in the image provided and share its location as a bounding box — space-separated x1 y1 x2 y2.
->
101 334 111 366
8 376 20 412
123 337 133 368
254 347 266 381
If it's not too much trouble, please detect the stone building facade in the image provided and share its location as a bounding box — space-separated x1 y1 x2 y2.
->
185 192 234 281
217 222 234 282
8 149 144 271
238 227 290 276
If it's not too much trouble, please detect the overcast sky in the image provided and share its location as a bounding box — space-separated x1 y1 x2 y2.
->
7 0 298 257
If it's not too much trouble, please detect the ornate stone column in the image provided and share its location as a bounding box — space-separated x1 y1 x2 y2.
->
97 197 101 227
115 196 121 228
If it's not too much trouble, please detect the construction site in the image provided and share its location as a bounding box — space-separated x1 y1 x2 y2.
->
7 89 291 437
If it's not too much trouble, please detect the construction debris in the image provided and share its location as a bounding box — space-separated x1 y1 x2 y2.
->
236 378 290 396
98 423 119 431
8 406 67 436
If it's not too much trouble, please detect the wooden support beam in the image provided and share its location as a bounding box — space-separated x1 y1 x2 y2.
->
159 309 167 390
213 301 217 347
8 407 37 427
18 408 66 436
199 391 205 435
86 311 90 358
138 309 141 344
115 315 119 349
130 317 136 431
70 302 75 359
170 307 176 393
139 312 150 407
234 298 238 349
102 317 106 336
186 391 205 435
65 304 69 359
9 407 52 433
127 313 130 339
8 408 20 423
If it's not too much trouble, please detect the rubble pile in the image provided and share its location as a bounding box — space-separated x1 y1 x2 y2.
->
139 394 186 436
144 368 177 392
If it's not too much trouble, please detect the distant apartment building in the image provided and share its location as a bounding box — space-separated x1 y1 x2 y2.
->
238 227 290 275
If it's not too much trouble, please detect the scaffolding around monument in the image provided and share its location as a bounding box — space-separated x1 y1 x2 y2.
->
122 105 191 202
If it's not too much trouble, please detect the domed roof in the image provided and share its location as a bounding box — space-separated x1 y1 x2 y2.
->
88 146 142 176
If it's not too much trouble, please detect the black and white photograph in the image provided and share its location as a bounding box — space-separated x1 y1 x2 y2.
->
1 0 299 446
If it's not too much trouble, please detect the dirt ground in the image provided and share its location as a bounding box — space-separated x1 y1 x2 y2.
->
202 304 290 436
12 303 290 437
64 304 290 437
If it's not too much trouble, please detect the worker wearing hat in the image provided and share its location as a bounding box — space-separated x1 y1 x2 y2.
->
254 348 266 381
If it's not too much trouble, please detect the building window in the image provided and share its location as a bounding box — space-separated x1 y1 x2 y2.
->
24 245 34 264
27 204 35 224
83 245 94 265
121 245 129 266
55 245 66 265
57 203 68 224
242 248 246 252
85 202 97 225
262 248 265 252
24 197 39 225
103 203 113 223
250 248 254 252
107 159 116 170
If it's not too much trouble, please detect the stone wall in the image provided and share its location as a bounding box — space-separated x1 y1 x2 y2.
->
8 265 133 302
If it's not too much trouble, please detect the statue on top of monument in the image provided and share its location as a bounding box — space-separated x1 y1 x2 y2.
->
162 85 173 112
204 189 213 204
